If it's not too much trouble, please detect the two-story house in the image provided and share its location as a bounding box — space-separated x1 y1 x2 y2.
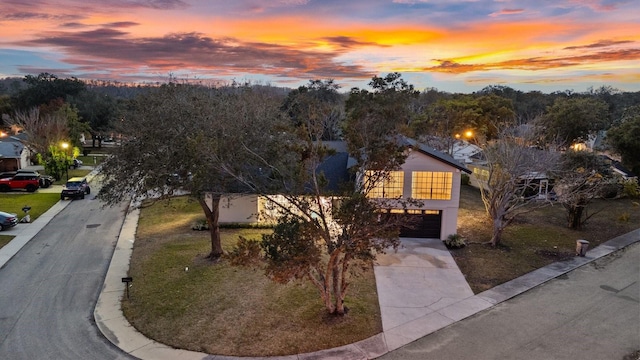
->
213 138 471 240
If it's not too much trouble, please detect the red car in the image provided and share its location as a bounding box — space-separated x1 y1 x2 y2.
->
0 172 40 192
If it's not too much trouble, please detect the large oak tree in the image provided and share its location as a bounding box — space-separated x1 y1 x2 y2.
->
97 83 288 259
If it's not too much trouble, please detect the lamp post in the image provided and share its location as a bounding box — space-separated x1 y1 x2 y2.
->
61 142 70 181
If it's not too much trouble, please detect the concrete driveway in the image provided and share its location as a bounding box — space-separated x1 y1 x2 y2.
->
374 238 474 332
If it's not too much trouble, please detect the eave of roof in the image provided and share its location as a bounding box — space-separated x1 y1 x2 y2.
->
398 136 472 174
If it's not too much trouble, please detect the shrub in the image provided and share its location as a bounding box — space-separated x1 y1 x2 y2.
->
191 219 209 231
618 213 630 222
444 233 466 249
622 179 640 199
227 236 262 266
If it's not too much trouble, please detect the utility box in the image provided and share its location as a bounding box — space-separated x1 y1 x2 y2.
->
576 239 589 257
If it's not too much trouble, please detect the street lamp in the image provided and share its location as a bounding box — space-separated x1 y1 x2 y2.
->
61 142 70 181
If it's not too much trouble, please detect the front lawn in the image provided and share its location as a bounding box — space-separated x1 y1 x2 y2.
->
0 192 62 249
122 197 381 357
51 169 92 185
453 185 640 293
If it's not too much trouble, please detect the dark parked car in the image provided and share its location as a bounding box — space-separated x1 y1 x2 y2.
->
61 177 91 200
0 211 19 231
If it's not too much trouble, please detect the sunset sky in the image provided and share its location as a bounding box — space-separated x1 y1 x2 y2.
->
1 0 639 93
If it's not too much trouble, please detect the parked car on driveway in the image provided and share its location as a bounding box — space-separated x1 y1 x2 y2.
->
61 177 91 200
16 170 55 188
0 211 18 231
0 172 40 192
0 170 54 188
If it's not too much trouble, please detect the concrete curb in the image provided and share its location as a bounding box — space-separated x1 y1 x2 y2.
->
93 203 640 359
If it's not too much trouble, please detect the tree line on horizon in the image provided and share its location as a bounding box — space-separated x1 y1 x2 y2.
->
2 72 637 173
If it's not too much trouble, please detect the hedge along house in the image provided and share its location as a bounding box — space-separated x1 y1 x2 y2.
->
210 138 471 240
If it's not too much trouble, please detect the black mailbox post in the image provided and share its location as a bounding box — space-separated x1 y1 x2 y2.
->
122 277 133 299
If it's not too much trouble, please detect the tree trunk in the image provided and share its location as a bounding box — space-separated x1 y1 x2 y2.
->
332 262 345 316
198 195 223 259
490 216 505 247
567 205 584 230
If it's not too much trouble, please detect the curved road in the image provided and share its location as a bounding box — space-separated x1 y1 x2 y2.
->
0 192 134 359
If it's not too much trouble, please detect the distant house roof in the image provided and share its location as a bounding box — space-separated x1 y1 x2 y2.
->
397 136 472 174
599 154 637 179
315 151 351 193
4 133 28 143
0 141 25 158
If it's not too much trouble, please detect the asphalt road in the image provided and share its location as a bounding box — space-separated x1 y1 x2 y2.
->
379 242 640 360
0 192 134 359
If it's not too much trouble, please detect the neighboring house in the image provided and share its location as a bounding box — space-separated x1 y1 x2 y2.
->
570 131 607 152
451 140 482 164
467 149 553 200
0 140 29 172
598 155 637 180
212 137 471 241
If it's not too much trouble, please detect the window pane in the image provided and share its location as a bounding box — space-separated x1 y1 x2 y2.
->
366 171 404 198
411 172 452 200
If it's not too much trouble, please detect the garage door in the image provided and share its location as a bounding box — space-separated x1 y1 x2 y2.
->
399 210 442 239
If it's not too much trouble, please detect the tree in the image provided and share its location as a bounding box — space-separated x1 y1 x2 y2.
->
606 106 640 174
68 89 121 133
97 83 288 259
12 73 85 111
229 75 415 316
478 130 560 246
232 143 409 316
415 93 514 155
9 107 69 155
344 73 418 170
537 97 609 145
553 150 612 230
281 79 344 141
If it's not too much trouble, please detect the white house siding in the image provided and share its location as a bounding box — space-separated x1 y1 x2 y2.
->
212 194 260 224
397 149 464 240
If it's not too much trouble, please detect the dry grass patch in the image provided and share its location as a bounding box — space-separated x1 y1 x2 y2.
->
454 185 640 293
123 196 381 357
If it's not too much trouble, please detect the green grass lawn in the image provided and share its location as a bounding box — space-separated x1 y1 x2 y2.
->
51 169 92 185
0 192 62 249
